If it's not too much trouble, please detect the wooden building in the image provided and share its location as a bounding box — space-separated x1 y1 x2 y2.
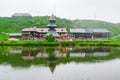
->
12 13 32 18
69 28 110 39
9 33 22 38
22 14 67 41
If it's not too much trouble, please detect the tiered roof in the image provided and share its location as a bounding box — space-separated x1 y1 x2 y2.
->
47 14 57 28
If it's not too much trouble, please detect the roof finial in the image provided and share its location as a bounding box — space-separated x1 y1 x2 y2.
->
49 13 55 20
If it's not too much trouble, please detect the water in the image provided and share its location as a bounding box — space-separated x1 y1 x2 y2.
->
0 46 120 80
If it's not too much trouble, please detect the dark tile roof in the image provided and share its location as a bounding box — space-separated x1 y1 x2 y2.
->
45 30 60 37
9 33 22 36
70 28 110 33
22 28 67 33
47 23 57 28
70 29 85 33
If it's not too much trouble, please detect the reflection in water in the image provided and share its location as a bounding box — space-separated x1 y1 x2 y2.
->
0 46 120 80
69 47 110 57
9 47 111 58
21 47 68 60
0 47 119 67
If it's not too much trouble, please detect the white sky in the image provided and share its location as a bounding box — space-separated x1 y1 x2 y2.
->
0 0 120 23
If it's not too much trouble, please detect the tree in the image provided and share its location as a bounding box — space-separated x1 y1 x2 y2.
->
45 34 55 42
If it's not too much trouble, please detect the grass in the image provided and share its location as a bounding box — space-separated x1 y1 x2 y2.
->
0 40 120 47
0 33 9 41
60 41 120 47
0 40 60 46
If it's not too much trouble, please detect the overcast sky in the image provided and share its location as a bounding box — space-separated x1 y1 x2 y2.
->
0 0 120 23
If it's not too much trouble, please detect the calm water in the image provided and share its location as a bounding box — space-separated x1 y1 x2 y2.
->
0 46 120 80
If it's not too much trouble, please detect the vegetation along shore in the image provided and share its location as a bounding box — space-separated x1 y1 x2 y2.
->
0 40 120 47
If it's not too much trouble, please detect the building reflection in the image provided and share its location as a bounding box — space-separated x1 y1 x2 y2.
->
7 46 112 60
14 47 111 60
0 46 119 73
20 47 67 60
68 47 111 57
15 47 111 73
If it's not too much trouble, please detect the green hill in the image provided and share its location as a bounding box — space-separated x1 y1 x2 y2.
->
0 16 73 33
0 16 120 37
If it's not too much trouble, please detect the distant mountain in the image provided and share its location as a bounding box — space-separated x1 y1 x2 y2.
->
0 16 120 36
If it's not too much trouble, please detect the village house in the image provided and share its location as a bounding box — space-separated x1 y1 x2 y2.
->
9 33 22 39
22 14 68 41
12 13 32 18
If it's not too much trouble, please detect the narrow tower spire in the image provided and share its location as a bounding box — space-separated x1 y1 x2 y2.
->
49 14 56 21
47 14 57 28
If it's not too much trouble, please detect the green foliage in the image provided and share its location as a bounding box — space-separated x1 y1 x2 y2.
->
46 34 55 42
0 16 73 33
60 41 120 47
0 40 60 46
112 35 120 41
60 41 76 46
0 33 9 41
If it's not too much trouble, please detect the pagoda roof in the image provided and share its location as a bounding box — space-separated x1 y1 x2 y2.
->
47 23 57 28
45 30 60 37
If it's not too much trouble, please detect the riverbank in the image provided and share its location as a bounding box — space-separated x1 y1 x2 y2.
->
0 40 60 46
0 40 120 47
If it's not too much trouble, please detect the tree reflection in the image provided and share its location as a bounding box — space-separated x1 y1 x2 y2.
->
46 47 57 73
46 47 55 56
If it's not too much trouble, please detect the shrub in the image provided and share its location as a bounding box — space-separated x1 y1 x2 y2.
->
45 34 55 42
